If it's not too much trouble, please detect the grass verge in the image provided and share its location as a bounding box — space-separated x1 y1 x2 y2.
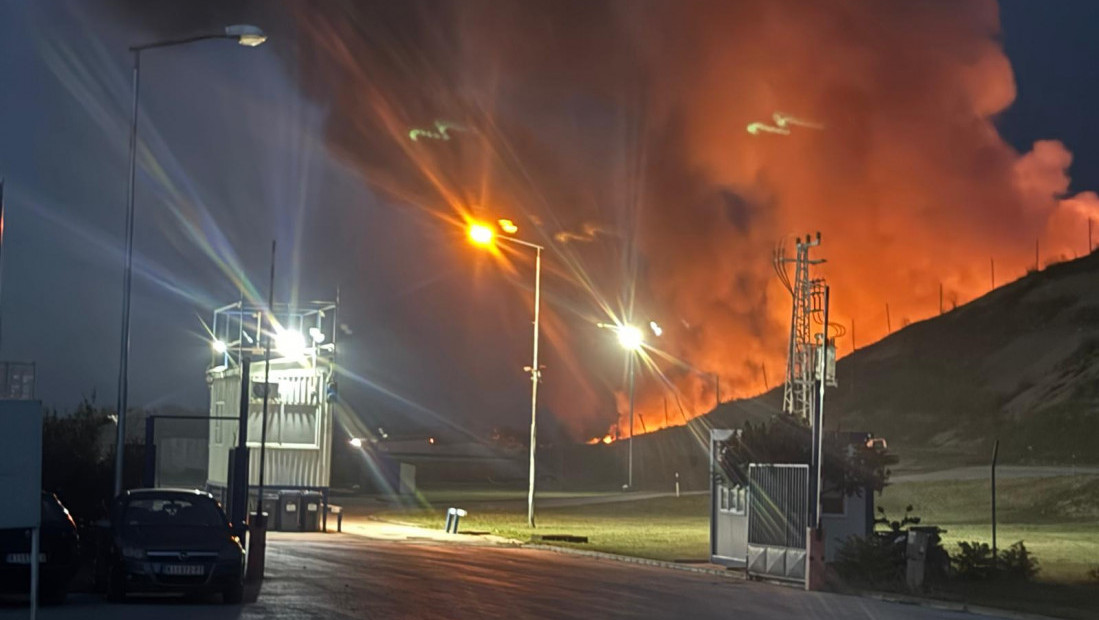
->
879 475 1099 582
376 493 711 562
879 475 1099 619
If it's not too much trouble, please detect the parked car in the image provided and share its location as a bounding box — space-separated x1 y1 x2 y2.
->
97 488 245 604
0 492 80 604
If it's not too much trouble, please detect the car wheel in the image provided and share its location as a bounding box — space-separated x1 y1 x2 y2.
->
222 579 244 604
106 565 126 603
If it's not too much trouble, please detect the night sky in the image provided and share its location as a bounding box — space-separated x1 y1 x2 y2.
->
2 1 1098 442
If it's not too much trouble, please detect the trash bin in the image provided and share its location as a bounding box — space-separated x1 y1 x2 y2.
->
259 495 278 530
277 491 302 532
301 492 323 532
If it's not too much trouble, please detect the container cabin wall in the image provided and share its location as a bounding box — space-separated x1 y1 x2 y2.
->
206 371 242 488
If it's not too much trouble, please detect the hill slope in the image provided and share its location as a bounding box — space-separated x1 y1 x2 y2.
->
657 251 1099 468
827 251 1099 463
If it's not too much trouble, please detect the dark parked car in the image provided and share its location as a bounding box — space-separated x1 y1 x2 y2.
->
98 488 245 603
0 492 80 604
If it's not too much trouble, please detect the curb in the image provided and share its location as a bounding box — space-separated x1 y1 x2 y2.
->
522 543 744 580
524 543 1059 620
859 592 1063 620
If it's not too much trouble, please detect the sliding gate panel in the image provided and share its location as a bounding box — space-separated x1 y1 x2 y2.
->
747 464 808 583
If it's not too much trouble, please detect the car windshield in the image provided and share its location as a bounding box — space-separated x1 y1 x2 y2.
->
123 497 225 528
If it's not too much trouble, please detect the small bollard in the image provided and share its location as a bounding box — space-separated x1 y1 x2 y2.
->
246 512 268 583
444 507 468 533
675 472 680 498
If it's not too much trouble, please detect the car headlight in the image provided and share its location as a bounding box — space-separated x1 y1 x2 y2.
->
121 545 146 560
218 542 243 560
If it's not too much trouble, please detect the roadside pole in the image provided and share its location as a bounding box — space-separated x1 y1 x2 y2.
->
249 240 275 583
991 439 999 564
806 286 830 591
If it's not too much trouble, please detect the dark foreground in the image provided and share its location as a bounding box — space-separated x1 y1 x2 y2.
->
0 533 1005 619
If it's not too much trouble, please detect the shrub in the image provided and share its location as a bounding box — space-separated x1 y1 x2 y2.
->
834 506 948 588
834 533 902 587
952 541 996 581
951 540 1039 581
999 541 1040 580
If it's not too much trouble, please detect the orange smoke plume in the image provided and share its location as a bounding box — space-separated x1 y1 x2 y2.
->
292 1 1098 440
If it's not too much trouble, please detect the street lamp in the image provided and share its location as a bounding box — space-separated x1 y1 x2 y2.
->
468 222 495 246
598 320 660 489
617 325 643 352
113 25 267 497
467 219 544 527
617 324 642 490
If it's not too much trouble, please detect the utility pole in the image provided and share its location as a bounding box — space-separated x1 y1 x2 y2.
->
851 319 857 351
885 303 892 334
939 282 943 315
990 258 995 290
1035 238 1040 272
1089 219 1093 254
810 286 830 529
774 232 825 422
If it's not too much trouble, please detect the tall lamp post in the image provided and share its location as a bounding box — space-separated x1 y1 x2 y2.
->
615 325 643 489
113 25 267 497
597 323 644 489
468 221 544 527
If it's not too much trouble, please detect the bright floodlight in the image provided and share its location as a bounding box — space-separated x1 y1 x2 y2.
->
349 437 363 448
468 222 495 246
225 24 267 47
275 329 306 358
308 327 326 343
617 325 644 351
212 339 228 354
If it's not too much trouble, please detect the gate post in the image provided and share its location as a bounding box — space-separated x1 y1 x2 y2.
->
805 526 826 591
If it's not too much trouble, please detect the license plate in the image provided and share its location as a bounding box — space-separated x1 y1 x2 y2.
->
5 553 46 564
160 564 204 576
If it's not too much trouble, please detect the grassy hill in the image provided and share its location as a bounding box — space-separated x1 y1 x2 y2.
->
627 251 1099 480
827 251 1099 464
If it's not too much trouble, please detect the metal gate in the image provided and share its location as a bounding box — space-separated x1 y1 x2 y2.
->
747 464 808 583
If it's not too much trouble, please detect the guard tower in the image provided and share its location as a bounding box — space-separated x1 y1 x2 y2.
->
204 300 338 505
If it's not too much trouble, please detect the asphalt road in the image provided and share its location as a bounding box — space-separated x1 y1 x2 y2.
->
1 533 1008 619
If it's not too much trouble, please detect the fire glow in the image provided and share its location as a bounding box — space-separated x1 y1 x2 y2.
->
293 1 1099 441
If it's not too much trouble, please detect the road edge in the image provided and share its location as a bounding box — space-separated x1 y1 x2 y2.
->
859 592 1064 620
523 543 1060 620
521 543 744 579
